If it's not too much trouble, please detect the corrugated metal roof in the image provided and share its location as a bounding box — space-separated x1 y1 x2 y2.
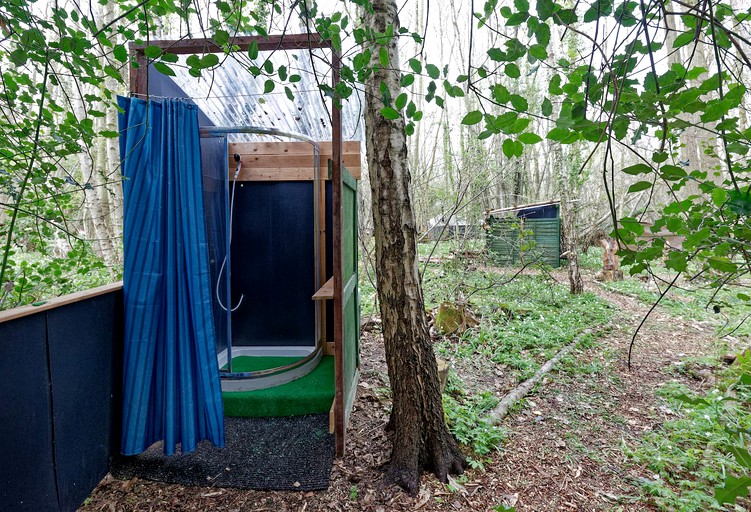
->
153 48 364 142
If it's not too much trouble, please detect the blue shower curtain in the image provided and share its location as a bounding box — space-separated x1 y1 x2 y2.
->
118 96 225 456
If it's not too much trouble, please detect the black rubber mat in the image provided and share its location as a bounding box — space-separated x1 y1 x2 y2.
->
111 414 334 491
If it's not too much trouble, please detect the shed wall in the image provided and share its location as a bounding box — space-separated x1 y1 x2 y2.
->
487 217 561 268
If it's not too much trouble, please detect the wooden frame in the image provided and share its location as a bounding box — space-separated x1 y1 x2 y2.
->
129 34 354 457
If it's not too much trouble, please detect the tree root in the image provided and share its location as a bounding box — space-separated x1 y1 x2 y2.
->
385 444 465 496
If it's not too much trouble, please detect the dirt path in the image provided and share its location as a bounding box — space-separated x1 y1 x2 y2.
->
81 273 720 511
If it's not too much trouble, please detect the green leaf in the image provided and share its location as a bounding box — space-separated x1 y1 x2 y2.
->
488 48 506 61
537 0 555 20
549 74 562 95
728 190 751 215
200 54 220 68
708 257 737 273
113 45 128 63
248 41 259 60
518 132 543 144
514 0 530 11
401 74 415 87
621 163 652 175
674 393 709 405
379 47 389 68
727 446 751 470
213 29 230 47
505 63 521 78
394 93 408 110
536 23 551 46
152 62 175 77
462 111 483 125
409 58 422 73
701 98 733 123
541 97 553 116
583 1 607 22
528 44 547 60
103 65 124 82
673 30 696 48
380 107 400 120
144 45 163 59
713 187 727 207
506 11 529 26
627 181 652 193
426 64 440 79
264 80 275 93
546 127 579 143
510 94 528 112
278 65 288 81
502 138 516 158
715 475 751 505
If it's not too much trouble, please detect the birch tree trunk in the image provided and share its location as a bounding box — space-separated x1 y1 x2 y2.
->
362 0 465 495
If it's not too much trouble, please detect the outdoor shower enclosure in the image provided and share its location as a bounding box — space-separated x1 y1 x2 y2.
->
130 34 361 455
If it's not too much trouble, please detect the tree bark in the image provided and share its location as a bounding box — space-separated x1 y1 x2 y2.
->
362 0 465 495
562 197 583 294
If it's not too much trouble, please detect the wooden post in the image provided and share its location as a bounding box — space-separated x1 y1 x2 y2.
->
331 48 345 457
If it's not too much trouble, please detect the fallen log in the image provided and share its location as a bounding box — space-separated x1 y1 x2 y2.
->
489 327 604 424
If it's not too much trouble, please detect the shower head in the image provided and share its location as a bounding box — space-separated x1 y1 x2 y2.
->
232 154 242 180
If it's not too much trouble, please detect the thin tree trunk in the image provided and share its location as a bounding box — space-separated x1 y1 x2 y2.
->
362 0 465 495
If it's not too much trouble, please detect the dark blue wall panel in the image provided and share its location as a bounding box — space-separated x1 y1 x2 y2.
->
47 292 123 512
231 181 317 346
0 315 58 512
517 204 559 219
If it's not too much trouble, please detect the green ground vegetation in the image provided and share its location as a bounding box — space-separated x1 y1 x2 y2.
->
626 359 751 511
370 239 615 464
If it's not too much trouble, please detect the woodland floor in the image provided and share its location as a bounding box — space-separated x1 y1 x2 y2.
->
80 269 727 512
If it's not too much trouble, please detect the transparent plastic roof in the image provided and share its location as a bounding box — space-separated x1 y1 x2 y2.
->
150 47 364 142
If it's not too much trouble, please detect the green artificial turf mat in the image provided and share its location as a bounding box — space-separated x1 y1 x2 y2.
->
222 355 335 418
222 355 303 372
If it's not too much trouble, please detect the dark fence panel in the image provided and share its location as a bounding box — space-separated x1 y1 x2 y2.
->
0 315 59 512
47 292 123 512
0 285 123 512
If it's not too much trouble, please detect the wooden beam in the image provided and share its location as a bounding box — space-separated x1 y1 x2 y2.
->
234 167 325 181
229 141 360 156
319 157 329 344
231 154 361 171
0 282 123 324
129 46 148 97
229 141 362 180
131 34 332 56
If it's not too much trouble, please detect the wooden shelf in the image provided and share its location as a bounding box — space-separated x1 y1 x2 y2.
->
312 277 334 300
